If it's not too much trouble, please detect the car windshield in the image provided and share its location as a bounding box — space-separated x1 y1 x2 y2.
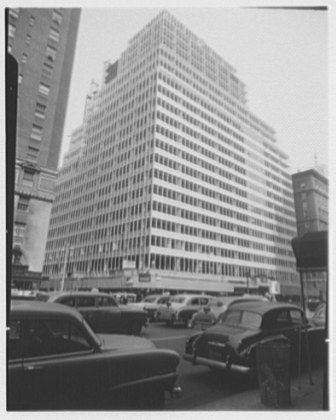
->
82 317 102 347
220 309 262 330
171 296 186 304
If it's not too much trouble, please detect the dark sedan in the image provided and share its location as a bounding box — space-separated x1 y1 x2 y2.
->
184 301 325 375
36 291 148 335
8 300 181 410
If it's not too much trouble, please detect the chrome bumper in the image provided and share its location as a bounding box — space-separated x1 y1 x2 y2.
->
183 353 252 374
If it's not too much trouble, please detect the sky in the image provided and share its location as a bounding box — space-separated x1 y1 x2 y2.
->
59 2 330 176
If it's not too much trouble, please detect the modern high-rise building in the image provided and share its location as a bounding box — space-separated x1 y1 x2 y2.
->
7 8 81 280
292 169 328 237
42 10 298 295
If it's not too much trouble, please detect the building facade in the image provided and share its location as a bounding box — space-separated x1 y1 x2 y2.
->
42 11 298 294
7 8 81 275
292 169 328 237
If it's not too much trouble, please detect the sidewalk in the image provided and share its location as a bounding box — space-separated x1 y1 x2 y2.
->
196 367 326 411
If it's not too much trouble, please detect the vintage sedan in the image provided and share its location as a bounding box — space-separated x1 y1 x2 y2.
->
159 294 214 326
189 294 268 328
36 291 148 335
8 300 181 410
130 294 171 321
184 301 325 375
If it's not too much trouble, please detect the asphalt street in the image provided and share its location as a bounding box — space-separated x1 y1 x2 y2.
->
142 322 258 410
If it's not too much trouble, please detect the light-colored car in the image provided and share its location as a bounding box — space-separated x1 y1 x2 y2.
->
8 300 181 410
130 294 171 321
158 294 214 326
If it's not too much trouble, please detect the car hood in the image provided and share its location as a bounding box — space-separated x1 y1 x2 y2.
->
99 333 156 352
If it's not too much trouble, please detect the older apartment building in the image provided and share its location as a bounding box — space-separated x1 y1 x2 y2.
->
7 8 80 282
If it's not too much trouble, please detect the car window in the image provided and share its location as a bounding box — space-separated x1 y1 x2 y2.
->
200 297 209 305
220 310 262 329
240 311 262 329
290 309 304 325
76 296 96 307
97 296 117 307
59 296 75 307
221 310 241 325
158 296 169 304
190 298 200 305
18 318 93 358
275 311 292 328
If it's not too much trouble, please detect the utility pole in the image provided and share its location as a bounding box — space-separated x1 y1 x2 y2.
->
60 245 70 292
246 270 250 294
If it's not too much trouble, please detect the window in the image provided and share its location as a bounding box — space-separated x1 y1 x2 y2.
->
8 23 16 38
25 34 31 45
35 103 47 119
275 311 291 328
46 45 56 62
49 27 60 42
52 10 63 25
9 318 93 359
76 296 96 307
9 8 20 19
22 170 34 187
27 146 39 161
17 196 29 211
97 296 117 307
42 62 53 79
31 124 43 141
18 74 23 84
29 16 35 26
39 82 50 96
22 53 28 64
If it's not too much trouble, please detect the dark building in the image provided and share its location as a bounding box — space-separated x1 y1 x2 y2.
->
292 169 328 237
291 169 328 301
7 8 81 282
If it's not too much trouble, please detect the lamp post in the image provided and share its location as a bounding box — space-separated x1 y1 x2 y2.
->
246 270 250 294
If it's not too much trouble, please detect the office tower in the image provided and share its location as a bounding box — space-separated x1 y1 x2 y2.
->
7 8 81 281
43 11 298 295
292 169 328 237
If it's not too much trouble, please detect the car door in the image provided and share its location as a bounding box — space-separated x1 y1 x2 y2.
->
8 314 109 410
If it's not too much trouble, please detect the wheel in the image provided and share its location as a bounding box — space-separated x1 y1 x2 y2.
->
128 319 142 335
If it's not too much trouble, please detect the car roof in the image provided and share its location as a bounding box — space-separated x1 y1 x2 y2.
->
212 295 267 304
226 300 302 315
171 294 213 299
10 299 84 320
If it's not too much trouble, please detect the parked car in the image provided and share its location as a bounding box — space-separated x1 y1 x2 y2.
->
309 302 326 327
189 294 268 327
8 300 181 410
36 291 148 335
158 294 214 326
184 301 325 375
130 294 171 321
